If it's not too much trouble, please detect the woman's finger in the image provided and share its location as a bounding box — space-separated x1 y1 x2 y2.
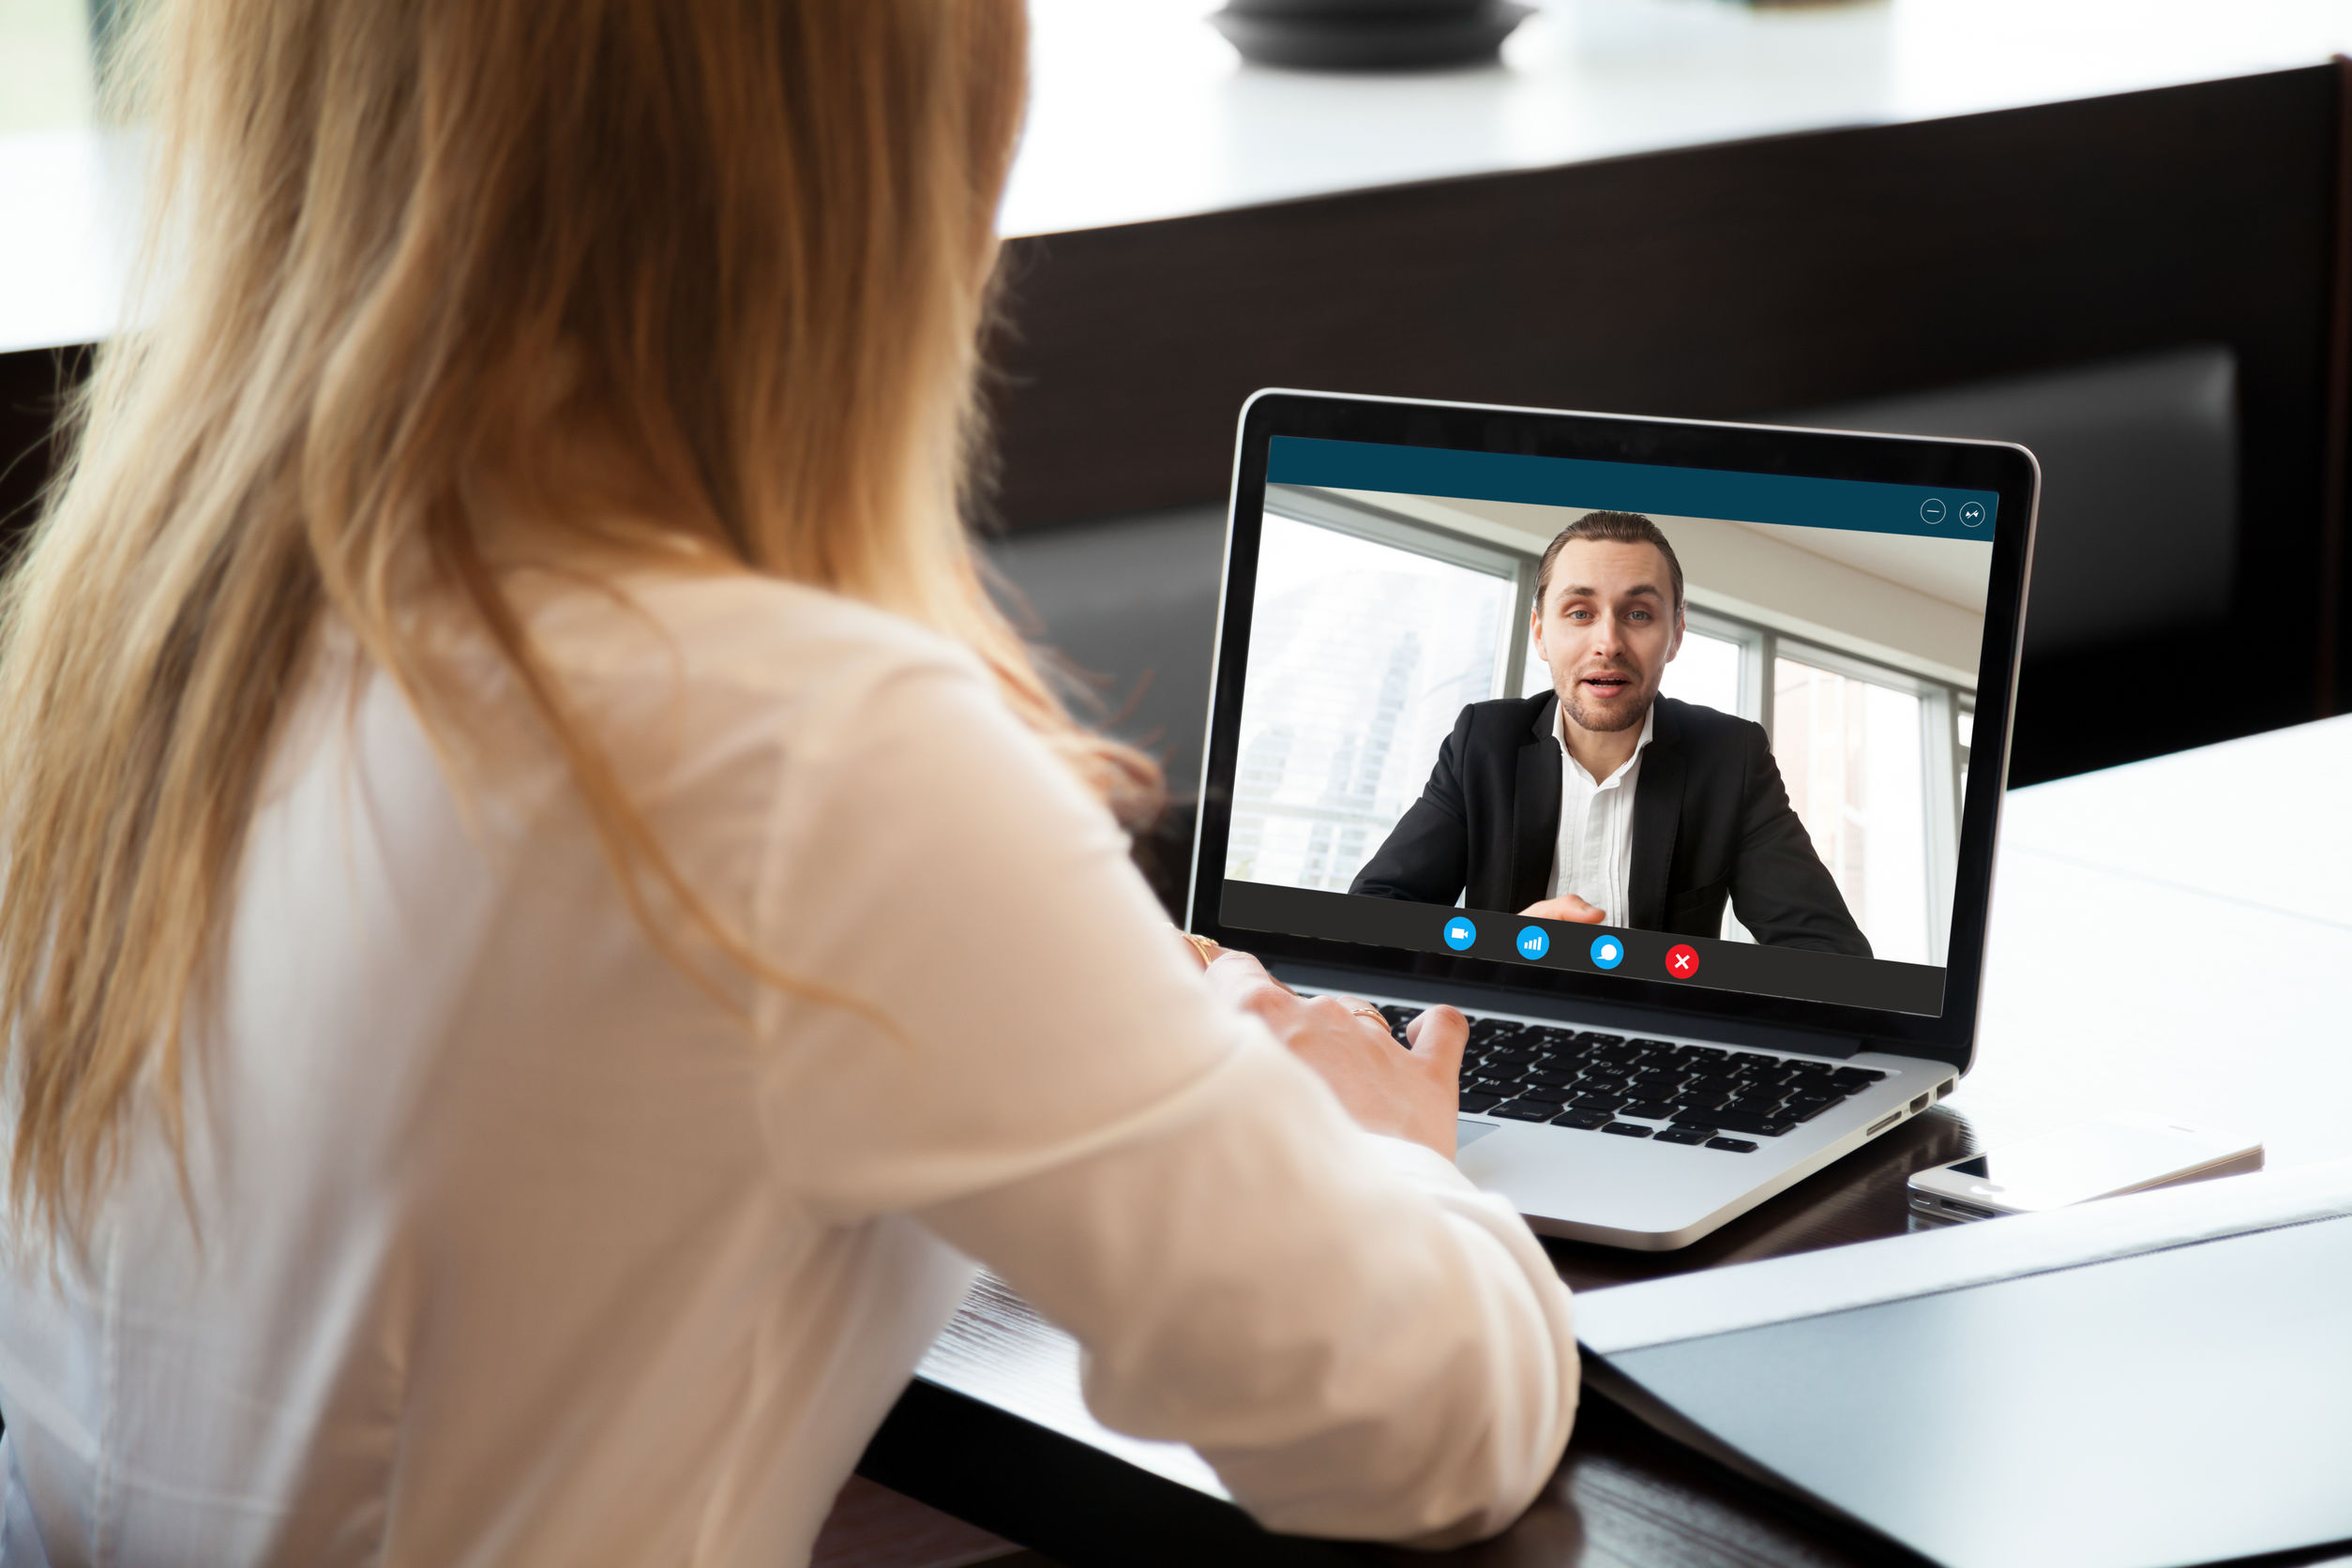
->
1403 1004 1468 1070
1319 992 1398 1041
1202 948 1274 991
1172 928 1225 970
1202 950 1301 1027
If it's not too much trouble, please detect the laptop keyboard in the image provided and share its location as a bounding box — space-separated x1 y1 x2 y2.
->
1374 1004 1887 1153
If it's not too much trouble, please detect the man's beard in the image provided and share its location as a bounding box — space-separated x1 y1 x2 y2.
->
1557 668 1658 734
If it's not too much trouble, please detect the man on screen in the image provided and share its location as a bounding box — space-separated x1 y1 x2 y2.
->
1349 511 1870 957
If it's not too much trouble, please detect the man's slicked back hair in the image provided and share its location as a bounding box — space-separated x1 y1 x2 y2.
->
1535 510 1685 613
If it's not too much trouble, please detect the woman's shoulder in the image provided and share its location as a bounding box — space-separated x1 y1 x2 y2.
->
527 567 985 704
499 567 1009 794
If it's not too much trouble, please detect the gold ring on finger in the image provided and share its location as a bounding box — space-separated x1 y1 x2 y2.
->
1180 931 1223 965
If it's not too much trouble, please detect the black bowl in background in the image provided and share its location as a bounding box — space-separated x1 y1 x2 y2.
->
1209 1 1532 71
1222 0 1486 14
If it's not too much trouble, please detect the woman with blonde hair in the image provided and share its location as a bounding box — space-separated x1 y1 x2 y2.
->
0 1 1576 1560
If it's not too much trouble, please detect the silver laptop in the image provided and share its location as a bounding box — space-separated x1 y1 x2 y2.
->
1185 390 2038 1250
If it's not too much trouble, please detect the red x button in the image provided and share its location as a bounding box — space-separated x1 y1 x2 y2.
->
1664 943 1700 978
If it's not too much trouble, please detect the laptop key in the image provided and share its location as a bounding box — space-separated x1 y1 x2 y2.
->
1570 1094 1623 1112
1706 1137 1760 1153
1514 1084 1568 1107
1620 1100 1678 1121
1550 1109 1612 1130
1652 1126 1712 1145
1459 1093 1502 1113
1786 1098 1843 1123
1699 1110 1796 1137
1491 1100 1560 1123
1600 1122 1653 1138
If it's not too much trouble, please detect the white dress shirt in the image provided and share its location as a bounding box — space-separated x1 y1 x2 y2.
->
1545 703 1655 926
0 568 1576 1566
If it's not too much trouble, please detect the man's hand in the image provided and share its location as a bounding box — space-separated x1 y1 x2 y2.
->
1519 895 1607 924
1204 951 1466 1159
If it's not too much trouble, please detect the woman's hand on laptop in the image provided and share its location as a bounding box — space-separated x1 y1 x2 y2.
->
1519 895 1607 925
1204 952 1467 1160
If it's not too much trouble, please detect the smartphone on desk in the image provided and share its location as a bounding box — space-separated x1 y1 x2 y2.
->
1907 1115 2263 1224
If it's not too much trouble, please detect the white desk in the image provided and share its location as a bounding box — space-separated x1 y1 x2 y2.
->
1963 712 2352 1169
10 0 2352 353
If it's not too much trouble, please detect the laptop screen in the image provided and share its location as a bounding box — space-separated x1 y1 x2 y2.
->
1213 431 2007 1020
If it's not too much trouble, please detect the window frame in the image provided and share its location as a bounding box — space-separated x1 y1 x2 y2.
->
1765 632 1968 965
1230 491 1536 891
1262 485 1536 701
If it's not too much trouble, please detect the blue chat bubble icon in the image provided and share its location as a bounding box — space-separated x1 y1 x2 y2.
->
1590 934 1624 970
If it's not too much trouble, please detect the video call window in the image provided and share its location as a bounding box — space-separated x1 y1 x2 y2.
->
1228 482 1985 970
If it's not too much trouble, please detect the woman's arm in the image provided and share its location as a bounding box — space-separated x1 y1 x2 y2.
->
913 1041 1577 1545
746 651 1577 1545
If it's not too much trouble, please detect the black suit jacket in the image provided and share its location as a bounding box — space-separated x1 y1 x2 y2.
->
1348 693 1871 956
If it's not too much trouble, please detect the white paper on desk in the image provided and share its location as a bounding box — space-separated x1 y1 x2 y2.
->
1575 1156 2352 1356
917 1271 1231 1499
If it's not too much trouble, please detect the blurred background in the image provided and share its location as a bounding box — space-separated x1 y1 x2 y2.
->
6 0 2351 926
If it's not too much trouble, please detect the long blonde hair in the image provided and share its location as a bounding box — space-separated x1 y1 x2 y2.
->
0 0 1157 1240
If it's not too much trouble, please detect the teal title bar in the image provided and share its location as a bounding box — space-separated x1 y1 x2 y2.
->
1267 436 1999 541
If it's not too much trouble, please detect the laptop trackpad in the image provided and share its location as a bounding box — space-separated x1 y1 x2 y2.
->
1457 1119 1501 1152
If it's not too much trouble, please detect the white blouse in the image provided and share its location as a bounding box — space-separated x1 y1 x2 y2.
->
0 569 1577 1565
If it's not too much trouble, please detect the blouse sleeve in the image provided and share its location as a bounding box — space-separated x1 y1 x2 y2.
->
746 655 1577 1545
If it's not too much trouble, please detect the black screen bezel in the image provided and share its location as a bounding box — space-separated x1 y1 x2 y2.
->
1186 389 2040 1074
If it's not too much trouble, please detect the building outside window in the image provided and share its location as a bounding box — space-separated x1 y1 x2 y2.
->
1226 506 1521 893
